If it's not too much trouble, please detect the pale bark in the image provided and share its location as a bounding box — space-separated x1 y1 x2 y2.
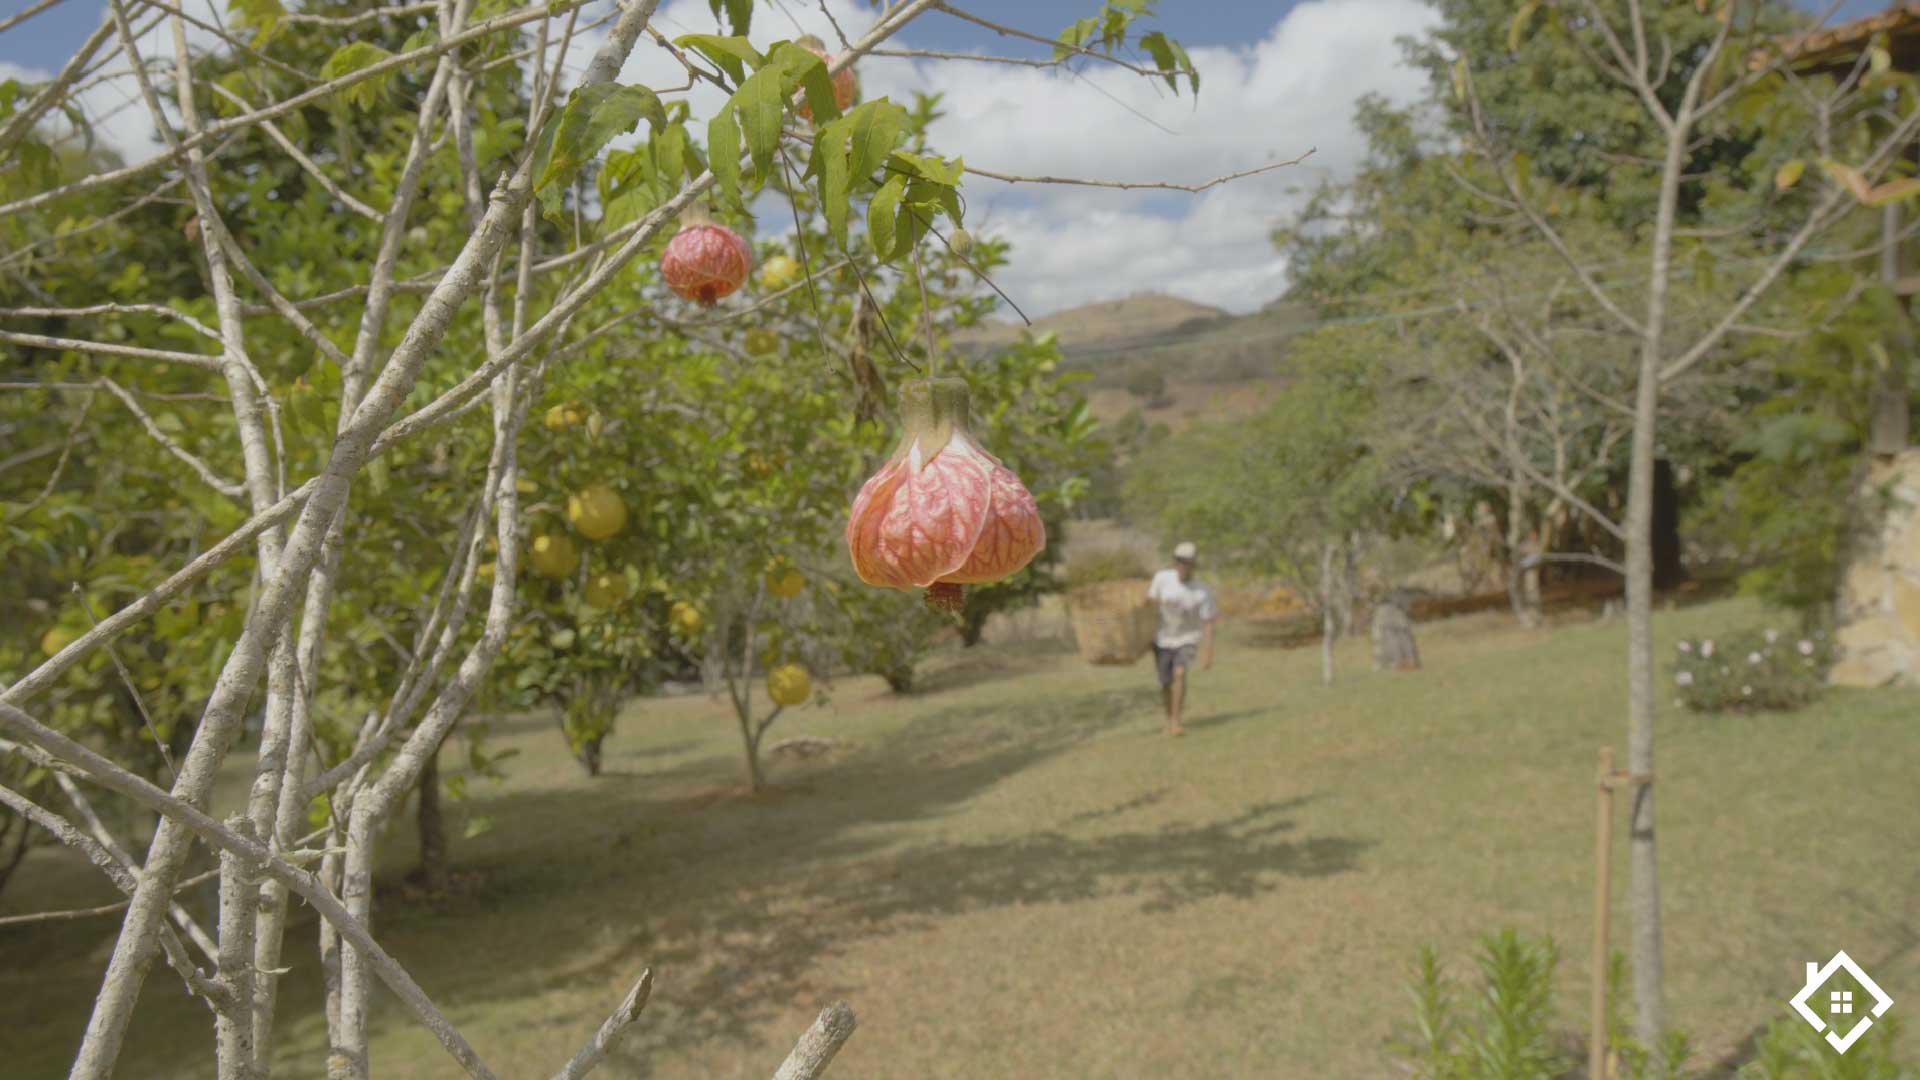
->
772 1002 858 1080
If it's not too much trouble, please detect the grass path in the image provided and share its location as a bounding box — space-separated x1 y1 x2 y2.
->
4 598 1917 1077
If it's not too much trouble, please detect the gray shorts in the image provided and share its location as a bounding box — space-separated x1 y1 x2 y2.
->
1153 643 1197 687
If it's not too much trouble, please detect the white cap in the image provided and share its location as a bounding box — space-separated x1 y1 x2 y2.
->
1172 541 1197 561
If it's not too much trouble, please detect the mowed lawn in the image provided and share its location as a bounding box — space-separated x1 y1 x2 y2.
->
5 598 1917 1078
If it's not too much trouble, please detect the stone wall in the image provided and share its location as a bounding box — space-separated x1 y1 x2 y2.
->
1832 448 1920 687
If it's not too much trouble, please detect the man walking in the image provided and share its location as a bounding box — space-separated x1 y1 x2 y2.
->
1148 541 1217 736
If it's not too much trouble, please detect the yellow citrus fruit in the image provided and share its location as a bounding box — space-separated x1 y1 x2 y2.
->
476 561 496 582
40 626 77 658
743 328 778 356
767 663 812 707
567 485 628 540
766 568 805 599
528 533 580 579
583 572 630 610
760 253 801 291
515 477 537 495
670 601 704 636
543 401 588 431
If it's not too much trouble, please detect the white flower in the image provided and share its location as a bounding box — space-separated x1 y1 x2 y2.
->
1742 685 1753 697
1701 640 1715 658
1676 671 1694 686
1748 651 1764 666
1765 628 1780 644
1798 640 1815 656
1677 641 1693 653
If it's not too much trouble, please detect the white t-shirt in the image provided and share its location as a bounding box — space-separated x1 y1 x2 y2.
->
1148 568 1217 649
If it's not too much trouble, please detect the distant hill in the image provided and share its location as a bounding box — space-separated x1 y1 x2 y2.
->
953 292 1315 412
952 293 1227 354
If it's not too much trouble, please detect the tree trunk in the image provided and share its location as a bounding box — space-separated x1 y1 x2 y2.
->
739 720 764 791
1507 477 1542 627
413 747 447 894
959 599 990 647
1319 544 1336 686
1620 117 1686 1060
577 735 605 778
1651 458 1686 592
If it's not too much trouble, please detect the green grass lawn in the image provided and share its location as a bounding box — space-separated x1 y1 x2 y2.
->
5 598 1917 1078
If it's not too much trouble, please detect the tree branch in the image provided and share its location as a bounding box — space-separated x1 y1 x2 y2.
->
548 969 654 1080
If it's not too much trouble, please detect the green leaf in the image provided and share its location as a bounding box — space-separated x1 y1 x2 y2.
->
769 41 840 124
708 100 744 210
319 42 395 111
534 83 665 194
868 173 906 260
888 149 962 185
727 64 789 187
228 0 283 46
708 0 752 35
1054 16 1095 60
1139 31 1181 93
675 34 763 85
845 99 909 183
1450 57 1469 102
1169 36 1198 94
809 111 854 245
1508 1 1539 52
1773 158 1805 191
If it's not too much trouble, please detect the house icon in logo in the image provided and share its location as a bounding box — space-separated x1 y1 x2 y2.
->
1789 950 1894 1054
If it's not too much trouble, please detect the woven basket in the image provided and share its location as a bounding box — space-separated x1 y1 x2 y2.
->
1066 578 1156 665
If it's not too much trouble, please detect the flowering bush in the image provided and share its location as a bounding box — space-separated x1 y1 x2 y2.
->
1671 626 1833 713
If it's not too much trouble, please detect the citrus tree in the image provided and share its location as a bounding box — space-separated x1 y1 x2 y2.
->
0 0 1256 1074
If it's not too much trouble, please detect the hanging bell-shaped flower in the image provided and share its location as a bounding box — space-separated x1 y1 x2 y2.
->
845 377 1046 612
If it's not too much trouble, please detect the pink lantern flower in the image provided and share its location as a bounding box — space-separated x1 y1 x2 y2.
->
845 378 1046 612
796 35 858 122
660 211 752 307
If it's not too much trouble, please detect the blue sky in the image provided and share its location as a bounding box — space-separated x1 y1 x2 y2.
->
0 0 1292 68
0 0 1905 314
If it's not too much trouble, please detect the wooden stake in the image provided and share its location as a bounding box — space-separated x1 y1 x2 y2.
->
1591 746 1615 1080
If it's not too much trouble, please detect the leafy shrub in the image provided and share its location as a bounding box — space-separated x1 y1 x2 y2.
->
1064 547 1150 586
1124 365 1171 406
1672 625 1834 713
1741 1011 1909 1079
1401 930 1569 1080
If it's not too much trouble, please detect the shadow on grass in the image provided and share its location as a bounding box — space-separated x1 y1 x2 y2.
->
907 637 1082 697
352 682 1371 1076
79 682 1368 1078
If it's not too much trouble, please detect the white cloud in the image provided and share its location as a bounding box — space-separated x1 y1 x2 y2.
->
855 0 1441 314
34 0 1435 315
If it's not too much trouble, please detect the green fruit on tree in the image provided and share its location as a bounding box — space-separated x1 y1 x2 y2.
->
950 228 974 257
767 663 812 706
528 534 580 579
567 485 628 540
583 572 630 610
544 401 588 431
743 328 778 356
